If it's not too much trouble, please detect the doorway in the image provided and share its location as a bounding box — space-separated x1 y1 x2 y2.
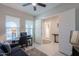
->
42 16 60 44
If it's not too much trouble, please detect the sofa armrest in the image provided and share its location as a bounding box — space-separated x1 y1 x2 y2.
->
0 53 6 56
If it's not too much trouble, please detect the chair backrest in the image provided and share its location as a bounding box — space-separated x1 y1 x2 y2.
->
19 36 27 45
20 32 27 37
70 31 79 46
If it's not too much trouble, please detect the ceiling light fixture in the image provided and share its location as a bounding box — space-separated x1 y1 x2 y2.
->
32 3 36 6
22 3 46 11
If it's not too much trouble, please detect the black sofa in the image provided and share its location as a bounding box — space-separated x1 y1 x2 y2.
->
11 47 28 56
0 43 28 56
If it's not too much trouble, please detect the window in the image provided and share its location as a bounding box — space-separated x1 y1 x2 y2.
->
6 16 20 40
25 20 33 36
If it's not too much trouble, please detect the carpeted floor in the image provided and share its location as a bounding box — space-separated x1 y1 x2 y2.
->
25 48 47 56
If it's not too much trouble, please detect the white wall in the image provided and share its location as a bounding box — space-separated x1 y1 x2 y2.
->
59 9 76 55
35 19 42 44
35 7 76 55
76 8 79 31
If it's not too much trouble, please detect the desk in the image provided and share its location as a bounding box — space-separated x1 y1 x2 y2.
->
8 36 32 48
10 40 19 48
27 36 32 46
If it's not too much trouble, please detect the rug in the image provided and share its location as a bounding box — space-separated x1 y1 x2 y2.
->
25 48 47 56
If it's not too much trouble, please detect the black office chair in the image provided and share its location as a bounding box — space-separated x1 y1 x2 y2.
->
19 32 28 49
20 32 27 37
19 36 26 47
19 32 32 47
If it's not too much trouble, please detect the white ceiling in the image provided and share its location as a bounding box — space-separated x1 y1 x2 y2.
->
2 3 59 16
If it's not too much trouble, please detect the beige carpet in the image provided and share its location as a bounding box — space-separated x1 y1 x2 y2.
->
25 48 47 56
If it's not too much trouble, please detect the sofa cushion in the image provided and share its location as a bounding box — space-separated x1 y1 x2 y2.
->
0 49 6 56
0 43 11 54
11 47 28 56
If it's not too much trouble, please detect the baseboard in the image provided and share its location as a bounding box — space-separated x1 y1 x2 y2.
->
59 51 69 56
34 41 42 45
